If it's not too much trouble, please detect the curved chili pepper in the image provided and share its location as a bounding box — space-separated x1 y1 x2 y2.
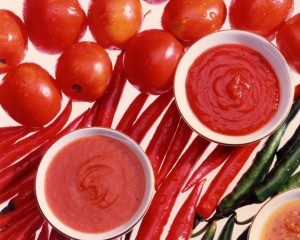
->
201 220 217 240
94 51 127 128
10 181 35 208
183 145 235 192
136 136 210 240
0 125 26 137
116 92 149 134
166 179 206 240
155 118 193 189
217 213 236 240
37 222 49 240
146 100 181 177
0 100 72 170
128 90 173 144
196 142 259 219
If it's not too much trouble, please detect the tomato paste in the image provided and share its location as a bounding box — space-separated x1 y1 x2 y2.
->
186 44 280 135
260 199 300 240
45 135 145 233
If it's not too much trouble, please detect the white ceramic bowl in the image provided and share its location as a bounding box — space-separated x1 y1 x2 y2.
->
35 127 154 240
174 30 294 145
248 188 300 240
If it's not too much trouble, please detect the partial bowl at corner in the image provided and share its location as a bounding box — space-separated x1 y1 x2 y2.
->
174 29 294 145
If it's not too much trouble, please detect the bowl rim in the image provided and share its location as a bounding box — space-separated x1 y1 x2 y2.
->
248 188 300 240
174 29 294 145
35 127 154 240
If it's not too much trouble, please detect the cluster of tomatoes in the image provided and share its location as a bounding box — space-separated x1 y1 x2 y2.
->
0 0 299 129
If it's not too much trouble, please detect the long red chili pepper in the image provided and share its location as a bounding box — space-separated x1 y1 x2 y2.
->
0 207 42 239
165 179 206 240
0 168 36 205
0 100 72 170
145 100 181 177
0 198 36 228
0 108 86 191
37 222 49 240
196 142 260 219
79 102 99 128
0 125 26 137
116 92 149 134
183 145 235 192
49 228 71 240
94 51 127 128
294 83 300 101
0 127 36 154
129 90 173 144
136 136 210 240
10 181 35 208
155 118 193 189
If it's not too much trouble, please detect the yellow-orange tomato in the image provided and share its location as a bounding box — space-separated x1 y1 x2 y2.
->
87 0 143 50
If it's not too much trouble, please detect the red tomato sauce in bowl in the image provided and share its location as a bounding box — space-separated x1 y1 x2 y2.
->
45 135 145 233
186 44 280 136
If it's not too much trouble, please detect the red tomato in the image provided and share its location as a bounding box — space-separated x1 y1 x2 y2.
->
124 29 184 95
55 41 112 102
0 63 62 127
0 10 28 74
162 0 227 43
23 0 87 54
229 0 294 40
276 13 300 74
87 0 142 50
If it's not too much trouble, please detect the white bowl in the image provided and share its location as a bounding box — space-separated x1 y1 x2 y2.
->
35 127 154 240
174 30 294 145
248 188 300 240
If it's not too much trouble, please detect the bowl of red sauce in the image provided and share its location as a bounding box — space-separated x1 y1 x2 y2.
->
35 127 154 240
174 30 294 145
248 188 300 240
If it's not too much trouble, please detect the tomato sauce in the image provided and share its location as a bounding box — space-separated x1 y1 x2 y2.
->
260 199 300 240
186 44 280 135
45 135 145 233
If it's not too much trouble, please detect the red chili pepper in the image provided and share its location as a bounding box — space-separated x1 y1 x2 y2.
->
155 118 193 189
146 100 181 177
294 83 300 101
0 125 26 137
196 142 260 219
10 181 35 208
37 222 49 240
116 92 149 134
0 107 86 191
0 207 43 239
0 100 72 171
183 145 235 192
0 127 37 154
49 228 71 240
94 51 127 128
0 198 36 228
129 90 173 144
136 136 210 240
79 102 100 128
166 179 206 240
0 168 36 205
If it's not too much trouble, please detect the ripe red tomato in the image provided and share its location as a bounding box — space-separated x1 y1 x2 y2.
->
23 0 87 54
124 29 184 95
87 0 142 50
229 0 294 40
55 41 112 102
0 63 62 127
276 13 300 74
0 10 28 74
162 0 227 43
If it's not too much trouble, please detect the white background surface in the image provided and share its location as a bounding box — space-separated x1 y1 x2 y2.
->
0 0 300 239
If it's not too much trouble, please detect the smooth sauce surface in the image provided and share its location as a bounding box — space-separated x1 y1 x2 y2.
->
45 135 145 233
186 44 280 135
260 199 300 240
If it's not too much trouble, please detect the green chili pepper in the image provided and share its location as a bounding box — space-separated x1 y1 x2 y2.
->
217 213 236 240
201 220 217 240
